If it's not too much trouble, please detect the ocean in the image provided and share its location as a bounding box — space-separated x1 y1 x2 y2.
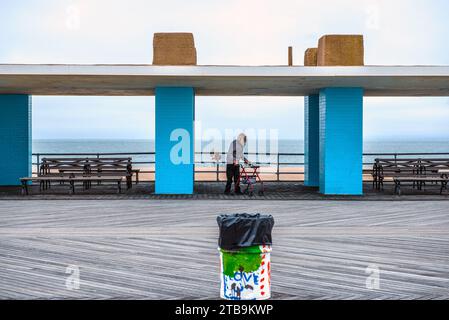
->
32 139 449 166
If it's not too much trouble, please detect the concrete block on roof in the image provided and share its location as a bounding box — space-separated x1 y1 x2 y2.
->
304 48 318 66
153 33 197 65
317 35 364 66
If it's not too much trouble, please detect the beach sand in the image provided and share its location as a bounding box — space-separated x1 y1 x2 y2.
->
126 165 373 182
32 164 374 182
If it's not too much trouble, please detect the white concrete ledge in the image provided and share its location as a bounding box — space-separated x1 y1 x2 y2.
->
0 64 448 96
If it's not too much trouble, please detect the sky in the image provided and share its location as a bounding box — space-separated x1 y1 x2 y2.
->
1 0 449 141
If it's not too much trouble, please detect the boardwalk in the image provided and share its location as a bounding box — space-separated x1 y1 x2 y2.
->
1 200 449 299
1 181 448 200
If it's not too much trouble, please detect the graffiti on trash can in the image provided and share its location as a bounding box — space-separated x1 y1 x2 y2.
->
223 270 260 299
220 245 271 300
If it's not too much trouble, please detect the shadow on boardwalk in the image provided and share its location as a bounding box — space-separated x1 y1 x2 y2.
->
0 199 449 299
1 182 448 200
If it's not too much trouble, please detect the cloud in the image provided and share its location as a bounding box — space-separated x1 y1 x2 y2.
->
1 0 448 140
364 97 449 140
3 0 448 65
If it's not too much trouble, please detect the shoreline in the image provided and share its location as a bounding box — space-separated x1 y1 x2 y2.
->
32 164 374 182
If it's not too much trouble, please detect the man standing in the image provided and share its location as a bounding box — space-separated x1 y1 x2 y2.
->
224 133 249 195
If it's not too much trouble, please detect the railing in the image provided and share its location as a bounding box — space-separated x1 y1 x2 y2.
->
32 151 449 182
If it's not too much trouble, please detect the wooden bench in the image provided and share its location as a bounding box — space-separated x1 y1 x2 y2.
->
372 159 421 190
393 176 448 195
373 158 449 191
420 158 449 177
40 157 140 188
58 168 140 184
20 176 124 195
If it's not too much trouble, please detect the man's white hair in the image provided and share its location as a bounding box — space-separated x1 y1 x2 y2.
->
237 133 247 146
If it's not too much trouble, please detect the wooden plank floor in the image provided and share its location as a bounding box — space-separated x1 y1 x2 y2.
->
1 200 449 299
1 181 448 200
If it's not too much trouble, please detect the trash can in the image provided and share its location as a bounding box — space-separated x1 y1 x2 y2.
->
217 213 274 300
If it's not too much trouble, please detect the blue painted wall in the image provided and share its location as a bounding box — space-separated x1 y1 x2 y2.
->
304 94 320 187
155 87 195 194
0 95 32 186
319 88 363 195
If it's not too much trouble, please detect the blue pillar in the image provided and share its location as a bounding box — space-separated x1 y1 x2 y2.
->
304 94 319 186
319 88 363 195
0 95 32 186
155 87 195 194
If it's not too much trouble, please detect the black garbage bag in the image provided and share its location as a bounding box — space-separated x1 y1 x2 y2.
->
217 213 274 250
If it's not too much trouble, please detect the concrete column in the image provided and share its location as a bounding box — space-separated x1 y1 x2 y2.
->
155 87 195 194
319 88 363 195
304 94 319 186
0 95 32 186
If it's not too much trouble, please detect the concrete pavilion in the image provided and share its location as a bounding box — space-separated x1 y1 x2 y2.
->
1 33 449 195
